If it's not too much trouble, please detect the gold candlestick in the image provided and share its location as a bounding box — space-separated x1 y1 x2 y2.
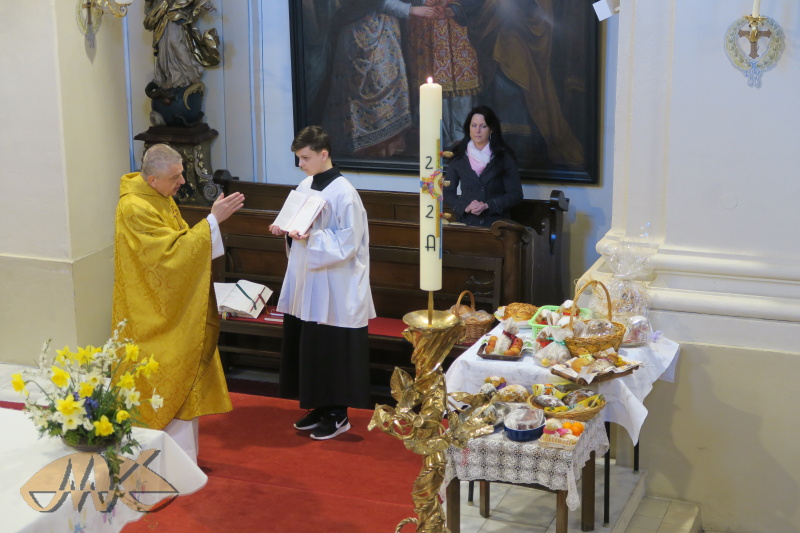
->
369 311 496 532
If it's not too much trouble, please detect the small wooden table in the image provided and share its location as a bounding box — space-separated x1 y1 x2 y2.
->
443 416 609 533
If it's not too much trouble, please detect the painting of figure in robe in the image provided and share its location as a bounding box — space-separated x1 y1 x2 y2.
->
290 0 599 183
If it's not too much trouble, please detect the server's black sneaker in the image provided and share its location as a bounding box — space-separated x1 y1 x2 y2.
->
294 409 324 430
309 414 350 440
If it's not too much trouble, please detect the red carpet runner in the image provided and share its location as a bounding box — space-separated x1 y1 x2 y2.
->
124 393 422 532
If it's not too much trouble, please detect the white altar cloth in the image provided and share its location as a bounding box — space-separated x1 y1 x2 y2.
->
0 408 207 533
445 325 680 443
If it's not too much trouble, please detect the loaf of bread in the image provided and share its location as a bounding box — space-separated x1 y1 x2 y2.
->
503 302 538 321
498 384 529 403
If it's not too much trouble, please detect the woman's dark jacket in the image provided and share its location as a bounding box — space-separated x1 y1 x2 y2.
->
443 150 524 227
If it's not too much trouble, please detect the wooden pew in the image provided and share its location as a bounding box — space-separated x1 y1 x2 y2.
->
179 177 567 391
210 176 569 304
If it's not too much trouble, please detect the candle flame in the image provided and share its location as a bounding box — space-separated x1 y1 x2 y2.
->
427 77 433 84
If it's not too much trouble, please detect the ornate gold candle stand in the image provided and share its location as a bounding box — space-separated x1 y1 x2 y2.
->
369 310 497 533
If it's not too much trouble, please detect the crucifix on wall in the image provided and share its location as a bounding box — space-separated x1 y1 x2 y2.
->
738 16 771 59
724 14 784 88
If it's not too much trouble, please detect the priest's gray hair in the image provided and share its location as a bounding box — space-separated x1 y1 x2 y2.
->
142 144 182 178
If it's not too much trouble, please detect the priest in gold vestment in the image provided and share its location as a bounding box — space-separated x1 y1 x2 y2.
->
112 144 244 460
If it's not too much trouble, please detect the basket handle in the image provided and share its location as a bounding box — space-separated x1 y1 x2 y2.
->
569 280 613 327
453 290 476 318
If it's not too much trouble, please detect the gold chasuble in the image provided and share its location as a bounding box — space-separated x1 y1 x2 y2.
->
112 172 232 430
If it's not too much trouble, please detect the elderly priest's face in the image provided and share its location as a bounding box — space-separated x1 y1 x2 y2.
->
148 162 186 197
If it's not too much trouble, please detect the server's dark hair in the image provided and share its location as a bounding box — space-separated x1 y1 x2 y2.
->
291 125 331 154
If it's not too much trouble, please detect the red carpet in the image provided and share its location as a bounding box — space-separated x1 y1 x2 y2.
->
123 393 423 532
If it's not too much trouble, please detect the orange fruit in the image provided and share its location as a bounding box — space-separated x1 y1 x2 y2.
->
571 422 585 436
562 421 573 430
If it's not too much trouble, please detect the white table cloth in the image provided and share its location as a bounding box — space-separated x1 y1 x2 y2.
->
443 415 609 510
0 408 207 533
445 324 680 443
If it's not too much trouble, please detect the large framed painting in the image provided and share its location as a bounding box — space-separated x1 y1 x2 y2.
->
289 0 599 183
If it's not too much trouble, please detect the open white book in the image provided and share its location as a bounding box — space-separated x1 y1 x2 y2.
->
213 280 273 319
271 189 326 234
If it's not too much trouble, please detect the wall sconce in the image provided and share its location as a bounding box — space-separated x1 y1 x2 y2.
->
76 0 133 38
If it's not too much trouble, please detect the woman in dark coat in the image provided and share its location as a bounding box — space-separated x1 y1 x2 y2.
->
443 106 524 227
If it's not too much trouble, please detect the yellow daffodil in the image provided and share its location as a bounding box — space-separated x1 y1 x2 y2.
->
124 343 140 363
74 346 97 366
56 395 85 417
116 410 130 424
78 382 95 398
55 346 73 364
11 373 27 394
116 372 136 390
149 393 164 411
137 355 160 378
124 389 141 409
51 366 70 388
93 415 115 437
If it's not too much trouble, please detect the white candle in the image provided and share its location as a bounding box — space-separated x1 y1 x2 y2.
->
419 78 443 292
752 0 760 17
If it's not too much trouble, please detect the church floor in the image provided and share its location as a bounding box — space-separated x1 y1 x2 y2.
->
0 363 701 533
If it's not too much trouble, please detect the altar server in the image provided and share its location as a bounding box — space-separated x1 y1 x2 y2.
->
270 126 375 440
112 143 244 461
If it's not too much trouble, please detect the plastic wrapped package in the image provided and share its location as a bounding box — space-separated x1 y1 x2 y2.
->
620 315 651 346
590 225 654 343
580 319 616 338
534 328 571 367
504 406 545 430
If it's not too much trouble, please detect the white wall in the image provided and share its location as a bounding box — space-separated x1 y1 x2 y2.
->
588 2 800 531
124 0 619 287
0 1 129 364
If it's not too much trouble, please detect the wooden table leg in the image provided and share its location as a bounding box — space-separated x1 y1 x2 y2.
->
467 480 474 504
581 450 596 531
556 490 568 533
446 477 461 533
479 481 490 518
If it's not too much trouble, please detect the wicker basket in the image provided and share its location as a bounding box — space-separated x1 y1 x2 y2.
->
527 394 606 421
563 280 625 357
449 290 494 345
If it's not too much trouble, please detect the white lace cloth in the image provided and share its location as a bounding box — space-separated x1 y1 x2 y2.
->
442 416 609 511
445 324 680 443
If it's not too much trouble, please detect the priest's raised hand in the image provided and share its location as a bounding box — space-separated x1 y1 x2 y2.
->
211 191 245 223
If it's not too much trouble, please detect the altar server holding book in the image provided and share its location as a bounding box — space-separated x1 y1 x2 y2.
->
270 126 375 440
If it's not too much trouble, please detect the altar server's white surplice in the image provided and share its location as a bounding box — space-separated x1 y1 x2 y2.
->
276 175 376 328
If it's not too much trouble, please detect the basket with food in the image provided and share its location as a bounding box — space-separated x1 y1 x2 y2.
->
449 290 494 345
539 418 585 449
563 281 626 357
550 347 641 385
494 302 538 329
527 383 605 421
529 301 593 335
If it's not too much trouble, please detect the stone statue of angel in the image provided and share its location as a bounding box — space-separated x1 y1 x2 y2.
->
143 0 221 127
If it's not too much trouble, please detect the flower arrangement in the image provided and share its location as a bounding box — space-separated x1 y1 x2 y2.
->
10 320 162 478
